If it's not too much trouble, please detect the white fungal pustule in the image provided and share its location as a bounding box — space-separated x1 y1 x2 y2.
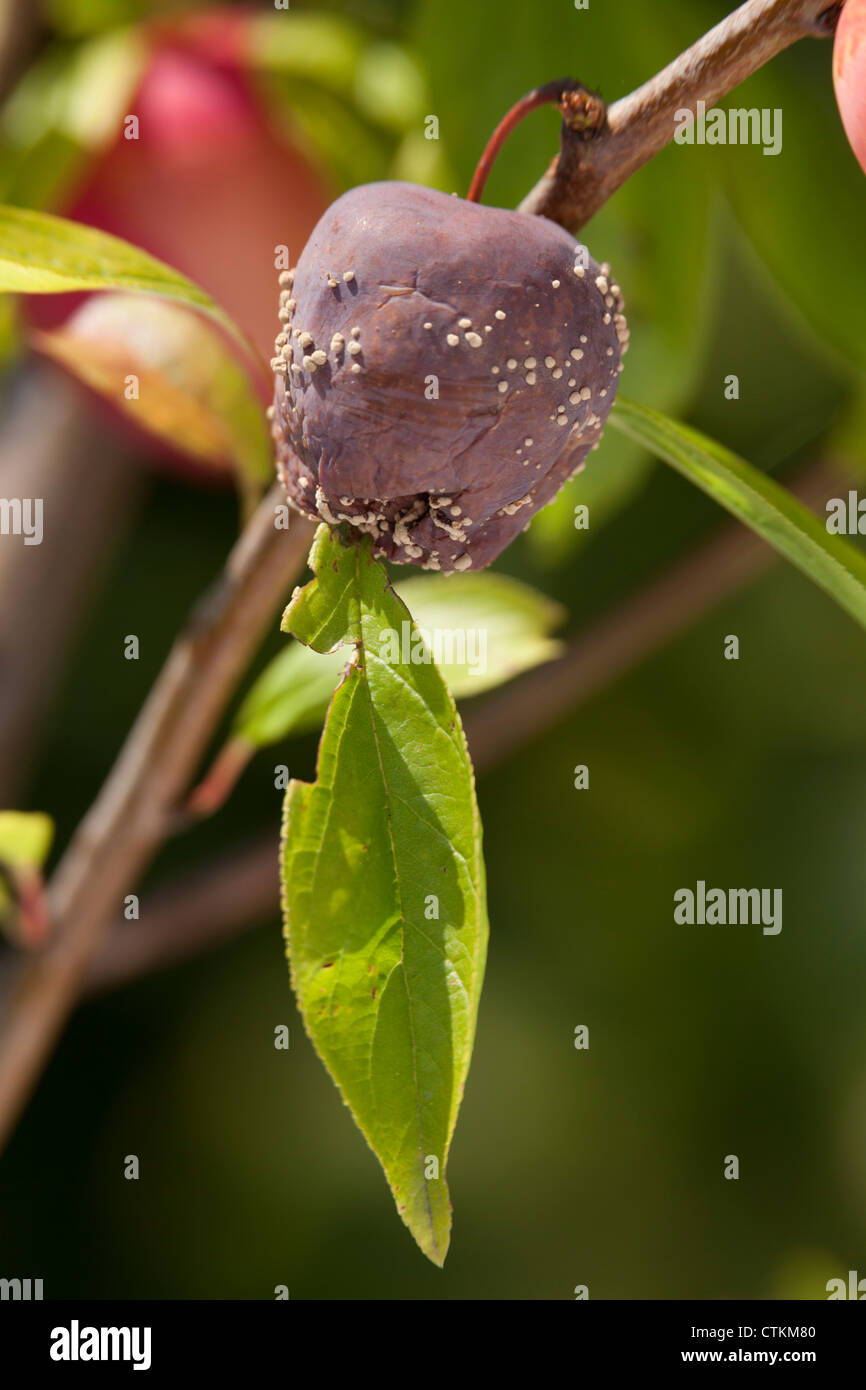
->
446 333 459 346
343 270 355 282
310 349 327 366
465 331 483 347
350 326 361 339
506 358 518 371
494 310 506 320
299 332 314 349
544 356 556 369
458 317 472 328
347 340 362 356
524 357 537 369
278 269 294 288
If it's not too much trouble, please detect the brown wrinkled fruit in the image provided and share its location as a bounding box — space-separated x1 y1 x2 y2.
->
271 181 627 571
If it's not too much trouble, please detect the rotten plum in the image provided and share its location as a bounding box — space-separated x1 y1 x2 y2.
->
271 180 627 572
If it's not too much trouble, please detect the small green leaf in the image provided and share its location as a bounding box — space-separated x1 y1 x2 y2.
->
32 293 271 497
237 570 565 746
0 204 255 363
281 526 489 1264
0 811 53 869
0 811 53 921
610 397 866 633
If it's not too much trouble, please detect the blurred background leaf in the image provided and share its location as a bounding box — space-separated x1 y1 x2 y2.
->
0 810 53 871
31 292 271 505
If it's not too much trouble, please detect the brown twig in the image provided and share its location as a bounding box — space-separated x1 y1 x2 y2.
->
0 492 315 1150
82 459 841 994
85 835 279 994
520 0 844 231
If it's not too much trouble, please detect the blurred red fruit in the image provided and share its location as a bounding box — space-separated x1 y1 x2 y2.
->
30 11 329 392
834 0 866 175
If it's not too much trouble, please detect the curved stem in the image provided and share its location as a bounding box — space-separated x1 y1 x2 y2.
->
467 78 586 204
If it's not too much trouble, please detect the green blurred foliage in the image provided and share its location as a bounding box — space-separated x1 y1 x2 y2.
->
0 0 865 1300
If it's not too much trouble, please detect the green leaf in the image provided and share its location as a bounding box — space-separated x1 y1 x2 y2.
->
0 204 256 363
0 811 53 869
280 526 489 1264
610 397 866 633
32 293 271 498
237 570 565 747
0 29 146 211
0 811 53 919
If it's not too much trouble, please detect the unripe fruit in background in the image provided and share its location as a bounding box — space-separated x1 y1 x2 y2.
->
272 181 627 572
834 0 866 175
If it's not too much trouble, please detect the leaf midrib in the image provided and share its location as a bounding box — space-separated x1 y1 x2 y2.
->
353 545 440 1260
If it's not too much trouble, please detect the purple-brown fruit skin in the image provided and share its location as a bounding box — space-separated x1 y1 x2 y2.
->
271 181 627 572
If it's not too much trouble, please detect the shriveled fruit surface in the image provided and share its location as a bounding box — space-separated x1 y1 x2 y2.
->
272 182 627 572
